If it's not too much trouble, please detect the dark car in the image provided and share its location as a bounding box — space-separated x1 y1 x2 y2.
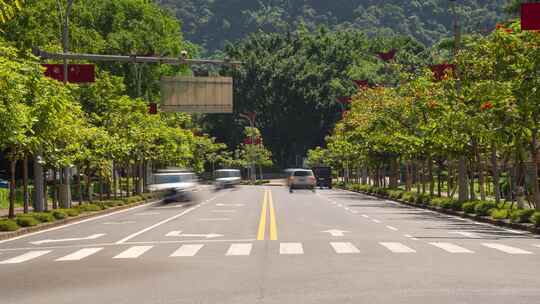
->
312 166 332 189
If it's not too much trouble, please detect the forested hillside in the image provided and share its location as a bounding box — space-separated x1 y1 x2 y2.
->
158 0 509 52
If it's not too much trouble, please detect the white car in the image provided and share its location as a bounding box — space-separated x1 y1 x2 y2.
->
288 169 316 192
148 171 199 201
214 169 241 189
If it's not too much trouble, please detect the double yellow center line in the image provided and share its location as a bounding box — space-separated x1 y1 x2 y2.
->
257 189 278 240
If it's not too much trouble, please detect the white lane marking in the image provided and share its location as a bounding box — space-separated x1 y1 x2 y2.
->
0 250 51 264
103 221 136 225
0 199 158 244
404 234 419 241
533 244 540 248
113 246 153 259
372 219 381 223
380 242 416 253
170 244 204 257
279 243 304 255
344 207 350 211
226 243 252 256
330 242 360 254
362 214 369 218
211 210 236 213
503 228 527 234
450 231 480 238
321 229 350 237
165 231 223 239
337 204 343 207
30 233 106 245
386 225 398 231
215 203 244 207
351 210 358 214
56 248 103 261
429 242 473 253
198 218 231 221
115 205 199 244
134 212 160 216
482 243 533 254
331 201 336 205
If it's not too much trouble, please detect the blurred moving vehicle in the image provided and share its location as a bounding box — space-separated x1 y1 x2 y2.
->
288 169 316 193
148 170 198 202
214 169 241 189
312 166 332 189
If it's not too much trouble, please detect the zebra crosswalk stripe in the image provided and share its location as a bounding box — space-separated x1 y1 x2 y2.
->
113 246 153 259
280 243 303 255
226 244 252 256
56 248 103 261
379 242 416 253
482 243 533 254
330 242 360 254
170 244 204 257
429 242 473 253
0 250 51 264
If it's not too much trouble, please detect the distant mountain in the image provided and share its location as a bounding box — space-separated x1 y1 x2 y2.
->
157 0 509 53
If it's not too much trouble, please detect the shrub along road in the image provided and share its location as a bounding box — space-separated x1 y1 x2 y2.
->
0 186 539 303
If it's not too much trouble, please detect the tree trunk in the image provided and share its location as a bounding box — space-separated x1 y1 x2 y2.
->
86 175 93 202
112 162 117 200
76 171 82 205
458 155 469 202
98 173 103 201
23 156 29 213
405 161 412 191
8 159 17 218
473 139 486 201
447 159 453 198
33 148 45 212
52 168 58 209
428 157 434 196
43 175 48 211
530 128 540 209
437 162 443 197
389 157 398 189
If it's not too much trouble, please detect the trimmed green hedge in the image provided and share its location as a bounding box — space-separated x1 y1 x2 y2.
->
31 212 55 223
15 216 40 227
462 201 478 214
0 219 20 231
531 212 540 227
52 210 68 220
490 209 510 220
474 201 497 216
510 209 535 223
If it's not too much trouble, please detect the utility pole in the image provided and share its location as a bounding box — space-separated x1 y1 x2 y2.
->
450 0 469 202
59 0 75 208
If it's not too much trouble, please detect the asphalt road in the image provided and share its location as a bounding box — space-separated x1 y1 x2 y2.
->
0 185 539 304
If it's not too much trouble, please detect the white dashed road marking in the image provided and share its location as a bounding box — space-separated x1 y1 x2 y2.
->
113 246 153 259
280 243 304 255
380 242 416 253
429 242 473 253
0 250 51 264
170 244 204 257
330 242 360 254
226 244 252 256
482 243 533 254
386 225 398 231
56 248 104 261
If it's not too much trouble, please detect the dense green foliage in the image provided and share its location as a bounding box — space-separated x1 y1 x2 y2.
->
202 27 427 165
158 0 507 52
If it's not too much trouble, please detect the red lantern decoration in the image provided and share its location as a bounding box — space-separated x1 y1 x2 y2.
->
42 64 95 83
377 49 397 62
148 103 158 115
337 97 351 104
521 3 540 31
353 80 369 89
430 64 455 81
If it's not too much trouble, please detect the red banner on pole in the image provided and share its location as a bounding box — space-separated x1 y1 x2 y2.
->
377 49 397 62
148 103 158 115
42 64 95 83
430 64 455 81
521 3 540 30
353 80 369 89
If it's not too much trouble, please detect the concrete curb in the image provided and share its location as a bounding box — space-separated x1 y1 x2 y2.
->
339 188 540 235
0 197 164 241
